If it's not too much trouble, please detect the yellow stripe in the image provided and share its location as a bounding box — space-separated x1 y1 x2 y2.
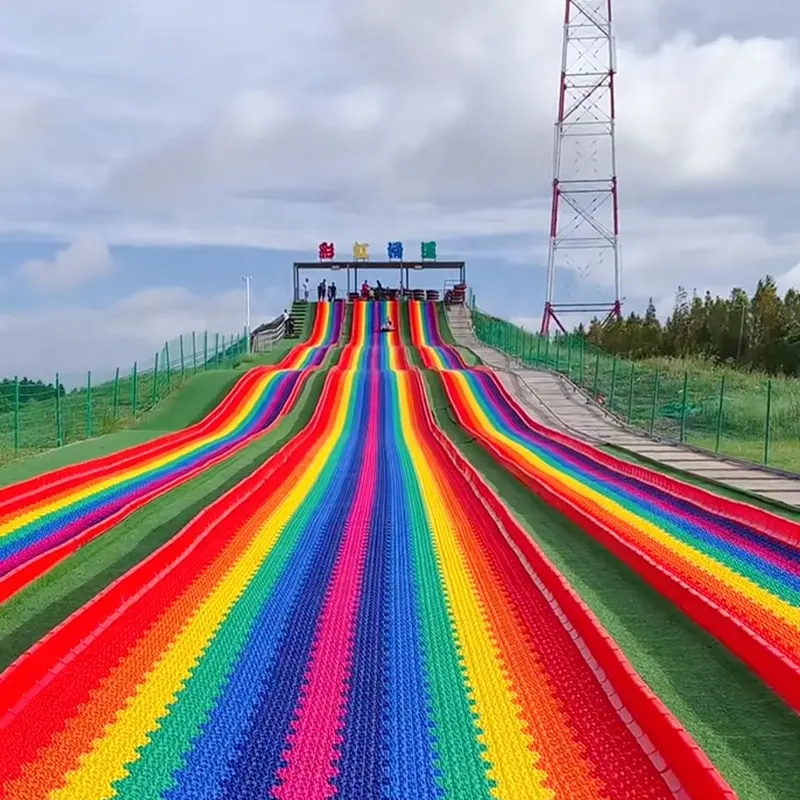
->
397 372 551 800
455 371 800 630
1 371 279 538
48 371 356 800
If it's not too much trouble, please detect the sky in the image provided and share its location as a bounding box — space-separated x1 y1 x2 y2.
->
0 0 799 378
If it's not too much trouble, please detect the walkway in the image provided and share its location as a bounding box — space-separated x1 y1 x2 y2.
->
447 305 800 509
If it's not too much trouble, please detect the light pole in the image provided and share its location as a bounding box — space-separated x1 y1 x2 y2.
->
243 275 253 353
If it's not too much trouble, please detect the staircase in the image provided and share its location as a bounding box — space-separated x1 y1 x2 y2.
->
286 301 308 339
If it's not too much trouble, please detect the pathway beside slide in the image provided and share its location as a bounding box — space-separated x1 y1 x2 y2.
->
0 302 344 602
0 301 730 799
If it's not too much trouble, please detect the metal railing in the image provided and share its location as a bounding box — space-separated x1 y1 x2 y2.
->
470 308 800 474
0 329 248 460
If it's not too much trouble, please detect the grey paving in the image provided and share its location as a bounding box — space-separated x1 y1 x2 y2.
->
446 305 800 510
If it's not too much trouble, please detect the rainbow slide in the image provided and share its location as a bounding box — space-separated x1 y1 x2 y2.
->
409 299 800 716
441 365 800 714
0 302 344 602
0 300 732 799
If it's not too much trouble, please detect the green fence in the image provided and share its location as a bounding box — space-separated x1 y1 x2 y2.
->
0 329 248 461
472 310 800 473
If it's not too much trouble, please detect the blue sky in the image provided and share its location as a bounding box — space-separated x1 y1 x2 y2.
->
1 0 800 379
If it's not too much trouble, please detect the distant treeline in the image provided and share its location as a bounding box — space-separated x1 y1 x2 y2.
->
583 275 800 376
0 377 66 412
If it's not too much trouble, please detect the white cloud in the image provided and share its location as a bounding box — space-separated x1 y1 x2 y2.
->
0 0 797 307
18 238 114 290
777 263 800 294
0 283 279 380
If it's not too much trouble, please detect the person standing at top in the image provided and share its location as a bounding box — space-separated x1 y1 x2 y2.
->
361 280 370 299
303 278 310 302
328 281 337 302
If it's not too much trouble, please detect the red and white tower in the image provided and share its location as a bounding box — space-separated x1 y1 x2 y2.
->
540 0 622 336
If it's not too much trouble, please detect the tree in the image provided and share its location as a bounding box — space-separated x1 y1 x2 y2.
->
581 274 800 377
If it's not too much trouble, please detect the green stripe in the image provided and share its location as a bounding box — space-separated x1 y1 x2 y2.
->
113 370 365 798
391 373 493 797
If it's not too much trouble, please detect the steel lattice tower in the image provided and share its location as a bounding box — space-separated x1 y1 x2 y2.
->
540 0 621 336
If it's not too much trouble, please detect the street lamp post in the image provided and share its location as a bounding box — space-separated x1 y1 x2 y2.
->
243 275 253 353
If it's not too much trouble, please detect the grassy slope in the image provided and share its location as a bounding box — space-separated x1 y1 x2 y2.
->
0 330 308 487
398 302 423 368
0 369 327 671
0 370 240 487
422 371 800 799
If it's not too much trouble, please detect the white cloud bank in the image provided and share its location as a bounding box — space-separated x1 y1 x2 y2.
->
18 238 114 290
0 0 797 326
0 284 268 381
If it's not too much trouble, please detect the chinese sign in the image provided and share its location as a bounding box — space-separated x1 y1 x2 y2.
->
421 240 437 260
387 241 404 260
353 242 370 261
318 242 335 260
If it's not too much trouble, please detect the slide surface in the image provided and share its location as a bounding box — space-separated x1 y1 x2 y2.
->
0 301 732 799
0 302 344 601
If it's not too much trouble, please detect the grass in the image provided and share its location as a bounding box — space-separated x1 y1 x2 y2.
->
0 368 326 672
0 341 300 478
474 313 800 473
423 369 800 799
0 370 243 487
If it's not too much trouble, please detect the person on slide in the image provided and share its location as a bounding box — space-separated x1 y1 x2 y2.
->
380 318 395 333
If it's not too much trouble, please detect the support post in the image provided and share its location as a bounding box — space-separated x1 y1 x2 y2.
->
132 361 138 416
179 334 185 376
609 357 618 411
86 370 92 438
679 372 689 443
715 374 725 453
55 373 63 447
151 352 159 407
649 370 660 435
113 367 120 422
764 379 772 465
13 376 19 453
626 362 635 424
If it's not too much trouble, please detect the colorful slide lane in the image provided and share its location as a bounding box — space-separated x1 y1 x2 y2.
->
408 300 466 370
0 301 344 603
442 366 800 713
0 301 732 799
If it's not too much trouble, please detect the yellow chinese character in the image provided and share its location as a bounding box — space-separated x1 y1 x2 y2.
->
353 242 369 261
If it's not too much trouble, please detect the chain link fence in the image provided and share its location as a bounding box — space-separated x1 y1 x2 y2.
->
0 330 248 461
471 310 800 473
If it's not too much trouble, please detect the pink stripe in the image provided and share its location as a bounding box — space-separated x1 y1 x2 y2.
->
272 373 379 799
